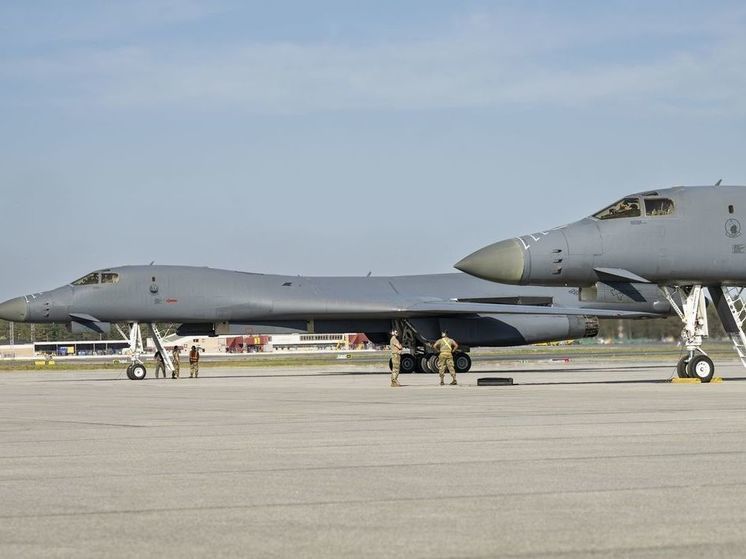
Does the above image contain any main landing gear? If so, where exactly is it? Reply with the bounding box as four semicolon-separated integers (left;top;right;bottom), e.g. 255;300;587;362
387;319;473;375
388;351;471;374
118;322;175;381
664;285;746;383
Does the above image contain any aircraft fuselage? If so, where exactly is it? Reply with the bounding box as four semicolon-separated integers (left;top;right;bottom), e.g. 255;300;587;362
457;185;746;287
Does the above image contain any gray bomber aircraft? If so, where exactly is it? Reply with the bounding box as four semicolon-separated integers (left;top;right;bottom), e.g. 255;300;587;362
456;184;746;382
0;265;670;380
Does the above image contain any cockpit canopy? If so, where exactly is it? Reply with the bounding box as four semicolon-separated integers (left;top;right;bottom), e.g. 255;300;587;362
593;196;675;220
71;270;120;286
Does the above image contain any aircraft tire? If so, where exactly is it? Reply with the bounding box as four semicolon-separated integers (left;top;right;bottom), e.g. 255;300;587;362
676;356;690;378
688;355;715;383
400;354;417;374
130;364;147;381
454;352;472;373
418;356;431;374
126;365;135;380
388;358;393;372
427;355;440;374
412;356;424;373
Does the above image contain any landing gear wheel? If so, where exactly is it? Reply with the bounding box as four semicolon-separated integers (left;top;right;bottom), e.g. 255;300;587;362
388;358;393;372
126;364;135;380
687;355;715;383
454;352;472;373
427;355;440;374
400;354;416;374
418;356;430;374
412;356;424;373
130;363;147;381
676;356;690;378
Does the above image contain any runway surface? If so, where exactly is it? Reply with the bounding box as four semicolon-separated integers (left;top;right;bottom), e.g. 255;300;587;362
3;357;746;558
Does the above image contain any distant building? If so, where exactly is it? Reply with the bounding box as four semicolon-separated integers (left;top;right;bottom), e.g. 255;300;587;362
0;333;372;359
159;333;371;354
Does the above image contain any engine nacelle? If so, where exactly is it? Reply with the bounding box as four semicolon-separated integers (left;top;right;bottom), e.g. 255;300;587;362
423;314;598;347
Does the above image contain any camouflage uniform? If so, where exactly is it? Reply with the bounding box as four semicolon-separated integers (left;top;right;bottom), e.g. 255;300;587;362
433;335;458;385
189;347;200;378
171;347;180;379
154;352;166;379
390;333;403;387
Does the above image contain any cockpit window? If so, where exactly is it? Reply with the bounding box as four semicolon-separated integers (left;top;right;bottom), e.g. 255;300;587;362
101;272;119;284
644;198;675;216
72;272;100;286
593;197;641;220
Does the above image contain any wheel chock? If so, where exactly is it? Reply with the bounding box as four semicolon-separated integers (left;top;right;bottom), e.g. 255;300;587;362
670;377;723;384
477;377;514;386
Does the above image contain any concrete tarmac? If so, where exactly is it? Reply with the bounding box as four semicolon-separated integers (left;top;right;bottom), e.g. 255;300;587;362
3;358;746;558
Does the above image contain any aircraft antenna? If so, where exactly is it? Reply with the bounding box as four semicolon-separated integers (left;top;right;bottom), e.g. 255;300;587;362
715;179;723;186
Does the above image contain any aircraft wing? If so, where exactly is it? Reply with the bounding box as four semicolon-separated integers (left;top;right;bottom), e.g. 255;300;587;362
404;300;661;318
241;296;664;320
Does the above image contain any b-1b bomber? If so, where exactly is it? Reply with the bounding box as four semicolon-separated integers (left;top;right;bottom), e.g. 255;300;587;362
457;184;746;382
0;265;669;380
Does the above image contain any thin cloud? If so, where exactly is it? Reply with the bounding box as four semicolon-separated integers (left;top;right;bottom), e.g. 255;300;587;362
0;0;223;46
1;5;745;116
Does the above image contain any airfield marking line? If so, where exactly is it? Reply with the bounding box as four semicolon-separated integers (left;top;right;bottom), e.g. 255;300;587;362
3;414;746;446
4;480;746;521
30;419;147;428
2;427;746;461
457;540;746;559
4;448;746;483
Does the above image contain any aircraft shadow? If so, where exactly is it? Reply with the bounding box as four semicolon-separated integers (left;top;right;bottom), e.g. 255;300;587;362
34;367;746;385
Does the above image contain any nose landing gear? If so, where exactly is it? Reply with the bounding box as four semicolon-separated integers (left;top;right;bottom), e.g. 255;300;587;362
663;285;715;382
117;322;175;380
664;284;746;383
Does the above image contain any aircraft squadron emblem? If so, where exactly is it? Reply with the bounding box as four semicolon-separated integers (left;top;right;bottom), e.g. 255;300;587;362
725;218;742;238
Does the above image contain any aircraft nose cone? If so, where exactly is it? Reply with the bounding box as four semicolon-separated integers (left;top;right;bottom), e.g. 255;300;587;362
0;297;28;321
455;239;526;284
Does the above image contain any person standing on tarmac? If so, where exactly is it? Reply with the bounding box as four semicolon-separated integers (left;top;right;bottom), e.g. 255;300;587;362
390;329;403;387
189;345;200;378
432;331;458;386
171;345;181;379
154;351;167;379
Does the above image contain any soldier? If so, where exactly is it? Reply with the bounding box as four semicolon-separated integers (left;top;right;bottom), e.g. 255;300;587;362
171;345;181;379
189;345;200;378
389;329;402;387
432;331;458;386
154;351;166;379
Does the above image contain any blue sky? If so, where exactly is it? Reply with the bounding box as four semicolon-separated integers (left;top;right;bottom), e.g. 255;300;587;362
1;1;745;299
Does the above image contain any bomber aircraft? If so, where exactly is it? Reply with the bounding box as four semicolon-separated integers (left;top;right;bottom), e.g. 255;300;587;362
0;265;670;380
456;184;746;382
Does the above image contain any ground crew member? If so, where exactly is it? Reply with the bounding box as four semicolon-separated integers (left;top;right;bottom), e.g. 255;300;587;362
189;345;200;378
432;331;458;386
390;329;402;387
171;346;181;379
154;351;166;379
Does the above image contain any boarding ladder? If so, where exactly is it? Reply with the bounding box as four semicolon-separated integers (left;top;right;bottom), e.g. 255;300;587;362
720;286;746;368
150;323;176;376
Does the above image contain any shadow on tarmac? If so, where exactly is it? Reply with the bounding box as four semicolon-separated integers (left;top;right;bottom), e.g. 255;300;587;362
31;362;746;386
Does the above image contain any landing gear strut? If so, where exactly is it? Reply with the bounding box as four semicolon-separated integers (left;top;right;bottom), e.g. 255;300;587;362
662;285;714;382
117;322;175;381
